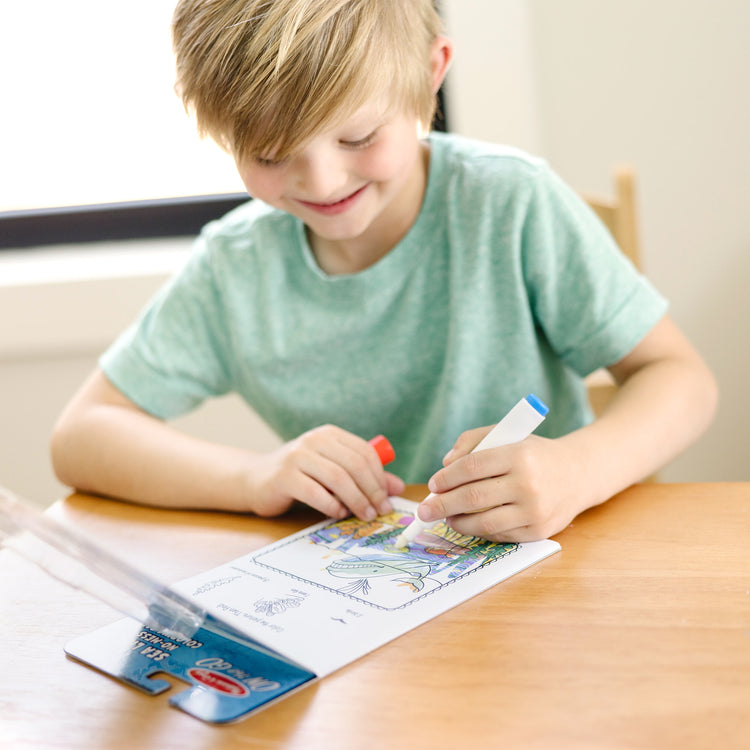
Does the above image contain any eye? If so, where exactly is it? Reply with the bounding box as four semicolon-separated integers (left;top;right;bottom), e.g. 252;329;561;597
255;156;285;167
340;129;379;150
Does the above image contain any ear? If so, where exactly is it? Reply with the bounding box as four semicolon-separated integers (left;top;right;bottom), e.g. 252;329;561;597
429;35;454;93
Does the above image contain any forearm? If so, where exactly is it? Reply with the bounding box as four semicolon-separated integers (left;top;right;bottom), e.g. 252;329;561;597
561;351;718;513
51;403;253;512
51;370;403;520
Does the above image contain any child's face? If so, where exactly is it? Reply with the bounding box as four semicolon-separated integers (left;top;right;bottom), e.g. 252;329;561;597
235;99;426;266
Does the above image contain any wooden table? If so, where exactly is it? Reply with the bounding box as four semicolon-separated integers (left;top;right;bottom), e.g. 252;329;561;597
1;483;748;749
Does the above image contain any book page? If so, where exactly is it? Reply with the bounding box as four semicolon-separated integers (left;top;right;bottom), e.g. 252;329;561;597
174;498;560;676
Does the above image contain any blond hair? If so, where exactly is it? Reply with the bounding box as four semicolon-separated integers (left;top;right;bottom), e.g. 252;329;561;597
172;0;443;160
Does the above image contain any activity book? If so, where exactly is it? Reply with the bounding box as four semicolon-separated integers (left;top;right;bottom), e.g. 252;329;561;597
65;496;560;723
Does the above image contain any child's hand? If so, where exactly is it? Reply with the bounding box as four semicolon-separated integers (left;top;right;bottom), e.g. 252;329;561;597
417;427;586;542
243;425;404;521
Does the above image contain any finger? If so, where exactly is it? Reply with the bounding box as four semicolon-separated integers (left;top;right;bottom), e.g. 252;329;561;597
446;503;529;542
428;438;515;507
284;471;349;519
384;471;405;500
304;458;377;520
432;445;510;494
296;439;393;521
418;474;509;524
316;432;392;515
309;426;389;488
442;426;494;466
294;426;388;516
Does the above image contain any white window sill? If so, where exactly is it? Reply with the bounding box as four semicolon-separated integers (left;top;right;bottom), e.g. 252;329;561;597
0;238;192;359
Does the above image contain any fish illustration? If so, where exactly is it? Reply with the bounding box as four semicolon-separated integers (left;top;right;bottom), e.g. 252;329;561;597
326;555;432;593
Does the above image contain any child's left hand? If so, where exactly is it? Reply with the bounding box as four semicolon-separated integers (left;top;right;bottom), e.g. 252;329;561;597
416;427;589;542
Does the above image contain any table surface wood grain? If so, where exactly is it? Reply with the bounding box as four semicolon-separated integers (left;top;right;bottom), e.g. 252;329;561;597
1;482;749;750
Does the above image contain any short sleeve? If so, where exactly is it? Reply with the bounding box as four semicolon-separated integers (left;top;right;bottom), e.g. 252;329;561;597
99;233;234;419
520;165;668;376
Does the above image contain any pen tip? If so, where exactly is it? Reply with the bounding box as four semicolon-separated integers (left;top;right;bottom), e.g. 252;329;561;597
394;533;408;549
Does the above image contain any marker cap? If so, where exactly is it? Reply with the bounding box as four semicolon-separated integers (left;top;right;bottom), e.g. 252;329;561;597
525;393;549;416
368;435;395;466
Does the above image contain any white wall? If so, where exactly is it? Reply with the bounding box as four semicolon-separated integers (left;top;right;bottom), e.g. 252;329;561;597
442;0;750;481
2;0;748;507
0;243;281;506
441;0;542;153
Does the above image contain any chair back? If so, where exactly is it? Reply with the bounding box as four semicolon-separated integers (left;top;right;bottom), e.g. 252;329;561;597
581;166;645;421
580;166;642;269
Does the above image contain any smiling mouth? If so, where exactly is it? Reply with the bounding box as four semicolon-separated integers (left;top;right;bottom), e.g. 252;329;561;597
295;184;368;215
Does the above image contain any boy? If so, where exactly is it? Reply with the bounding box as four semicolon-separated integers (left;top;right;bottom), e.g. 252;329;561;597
51;0;717;542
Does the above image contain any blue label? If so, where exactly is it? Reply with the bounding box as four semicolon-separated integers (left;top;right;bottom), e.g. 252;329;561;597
65;618;315;724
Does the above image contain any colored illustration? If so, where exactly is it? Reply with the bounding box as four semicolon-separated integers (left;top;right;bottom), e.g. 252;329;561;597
253;509;518;611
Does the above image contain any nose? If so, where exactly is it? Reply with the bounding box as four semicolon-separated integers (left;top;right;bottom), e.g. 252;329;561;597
291;147;348;202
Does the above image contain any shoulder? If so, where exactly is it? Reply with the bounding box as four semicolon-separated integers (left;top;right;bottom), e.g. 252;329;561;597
200;199;295;249
187;198;301;274
426;132;575;224
425;132;578;233
429;132;548;188
163;199;302;297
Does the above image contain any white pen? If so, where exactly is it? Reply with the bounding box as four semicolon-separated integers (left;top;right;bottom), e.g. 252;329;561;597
394;394;549;548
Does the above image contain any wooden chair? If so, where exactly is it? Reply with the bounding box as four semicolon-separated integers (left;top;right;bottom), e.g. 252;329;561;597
580;166;642;417
580;165;642;269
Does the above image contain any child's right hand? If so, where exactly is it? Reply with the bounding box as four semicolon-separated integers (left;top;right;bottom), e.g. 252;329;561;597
243;425;404;521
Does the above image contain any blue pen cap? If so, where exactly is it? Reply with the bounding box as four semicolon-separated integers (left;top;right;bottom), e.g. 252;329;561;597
525;393;549;416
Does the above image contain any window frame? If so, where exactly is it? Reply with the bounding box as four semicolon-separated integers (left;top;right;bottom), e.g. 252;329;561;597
0;194;249;250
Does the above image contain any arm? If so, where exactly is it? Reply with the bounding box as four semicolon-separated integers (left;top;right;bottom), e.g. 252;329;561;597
416;315;718;542
51;369;403;519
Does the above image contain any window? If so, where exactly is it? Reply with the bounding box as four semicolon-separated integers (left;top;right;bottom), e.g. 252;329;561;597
1;1;246;247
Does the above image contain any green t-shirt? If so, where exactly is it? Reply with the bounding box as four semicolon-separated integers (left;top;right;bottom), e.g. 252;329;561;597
100;133;667;482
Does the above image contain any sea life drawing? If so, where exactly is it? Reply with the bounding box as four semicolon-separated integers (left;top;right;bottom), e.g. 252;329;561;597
253;508;519;611
192;574;242;596
253;594;305;617
327;556;433;595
